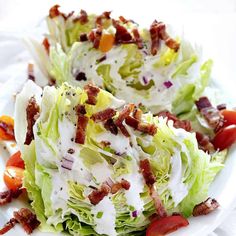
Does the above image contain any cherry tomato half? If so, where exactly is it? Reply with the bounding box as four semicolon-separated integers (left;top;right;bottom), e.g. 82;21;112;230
212;125;236;151
146;215;189;236
3;166;24;191
6;151;25;169
0;115;15;141
221;110;236;127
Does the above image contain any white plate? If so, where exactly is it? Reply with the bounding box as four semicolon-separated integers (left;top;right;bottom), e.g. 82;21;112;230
0;1;236;235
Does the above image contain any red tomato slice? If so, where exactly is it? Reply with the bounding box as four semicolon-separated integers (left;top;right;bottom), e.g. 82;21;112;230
212;125;236;151
146;215;189;236
6;151;25;169
3;166;24;191
221;110;236;127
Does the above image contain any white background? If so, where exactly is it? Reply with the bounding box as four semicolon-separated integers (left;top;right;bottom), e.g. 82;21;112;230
0;0;236;235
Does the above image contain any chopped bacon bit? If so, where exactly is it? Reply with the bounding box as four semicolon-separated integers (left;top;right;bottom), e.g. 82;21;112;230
96;11;111;26
138;122;157;136
91;108;116;122
158;22;180;52
196;132;215;153
125;116;139;129
115;104;135;126
100;141;111;148
49;5;73;20
0;190;12;206
73;9;88;24
24;97;40;145
195;97;224;132
0;218;17;235
113;20;133;44
150;186;168;218
0;116;15;141
118;123;130;137
104;118;118;135
13;208;40;234
27;63;35;82
111;179;130;194
217;103;226;111
132;28;143;49
149;20;160;56
120;179;131;190
42;38;50;54
133;107;143;121
49;4;61;18
75;105;88;144
0;189;23;206
89;28;102;49
140;159;156;186
193;198;220;216
75;72;87;81
79;33;88;42
84;84;100;105
157;110;192;132
88;183;111;205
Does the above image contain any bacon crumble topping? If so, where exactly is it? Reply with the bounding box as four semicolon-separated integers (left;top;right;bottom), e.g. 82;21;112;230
73;9;88;24
75;105;88;144
88;183;111;205
24;97;40;145
104;118;118;135
96;11;111;26
132;28;143;49
27;63;35;82
195;132;215;153
0;208;40;235
111;179;131;194
140;159;156;186
157;110;192;132
42;38;50;54
84;84;100;105
192;198;220;216
113;20;133;44
195;97;224;132
49;5;74;20
91;108;116;122
0;189;23;206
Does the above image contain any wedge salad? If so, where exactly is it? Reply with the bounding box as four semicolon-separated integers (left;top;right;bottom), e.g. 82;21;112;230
0;4;236;236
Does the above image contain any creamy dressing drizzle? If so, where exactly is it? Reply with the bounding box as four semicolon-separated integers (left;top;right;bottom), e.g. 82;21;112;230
91;196;117;236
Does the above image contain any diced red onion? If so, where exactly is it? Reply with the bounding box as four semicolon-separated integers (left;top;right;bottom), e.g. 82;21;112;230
105;177;114;188
132;210;138;217
163;81;173;88
61;156;74;170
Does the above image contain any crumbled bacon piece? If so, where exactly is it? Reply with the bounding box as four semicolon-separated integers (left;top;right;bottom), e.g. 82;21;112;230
90;28;102;49
133;107;143;121
111;179;131;194
196;132;215;153
193;198;220;216
49;4;61;18
125;116;157;135
0;189;23;206
91;108;116;122
119;16;129;24
49;5;73;20
118;123;130;137
113;20;133;44
75;105;88;144
150;186;167;218
13;208;40;234
88;183;111;205
149;20;160;56
27;63;35;82
96;11;111;26
132;29;143;49
104;118;118;135
24;97;40;145
195;97;224;132
96;55;107;64
157;110;191;132
158;22;180;52
73;9;88;24
115;104;135;126
140;159;156;186
0;218;17;235
42;38;50;54
84;84;100;105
